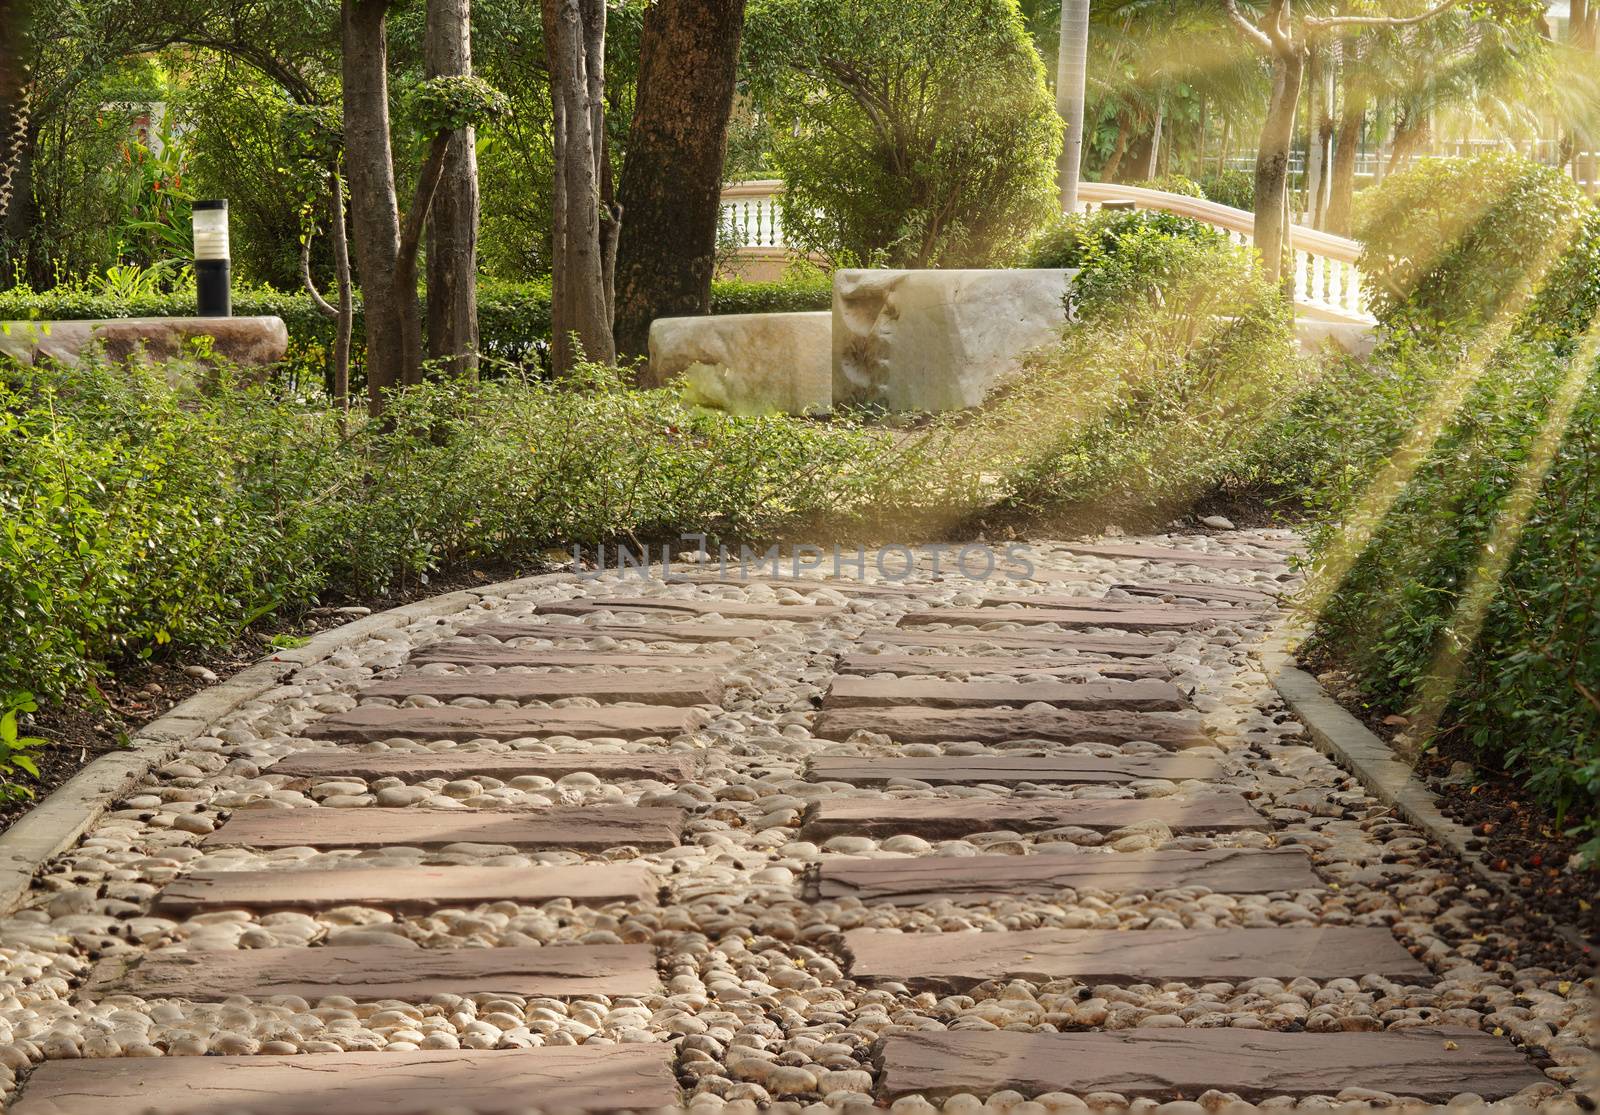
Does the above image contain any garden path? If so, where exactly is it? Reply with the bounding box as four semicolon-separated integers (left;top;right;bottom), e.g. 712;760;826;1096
0;533;1586;1113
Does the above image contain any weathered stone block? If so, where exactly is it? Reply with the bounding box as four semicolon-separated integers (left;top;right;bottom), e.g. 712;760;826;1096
647;310;831;415
0;316;289;370
832;268;1075;412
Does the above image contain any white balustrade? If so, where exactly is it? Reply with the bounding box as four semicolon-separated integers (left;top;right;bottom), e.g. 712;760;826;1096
717;177;1374;322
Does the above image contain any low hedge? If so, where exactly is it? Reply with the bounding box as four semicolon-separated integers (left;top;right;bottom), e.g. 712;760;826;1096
0;275;833;390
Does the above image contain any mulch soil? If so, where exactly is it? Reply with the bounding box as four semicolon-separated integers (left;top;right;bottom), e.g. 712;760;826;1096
0;559;541;835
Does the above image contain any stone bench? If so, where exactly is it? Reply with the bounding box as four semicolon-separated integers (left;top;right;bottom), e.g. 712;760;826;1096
0;316;289;370
646;310;831;415
646;268;1075;416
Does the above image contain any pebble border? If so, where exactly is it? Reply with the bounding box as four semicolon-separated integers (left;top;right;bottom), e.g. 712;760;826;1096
0;576;577;917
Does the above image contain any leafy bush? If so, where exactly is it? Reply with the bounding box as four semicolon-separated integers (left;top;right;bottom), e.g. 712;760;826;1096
913;219;1301;528
1142;173;1205;198
1292;163;1600;855
1020;208;1226;271
1198;169;1255;212
0;357;891;702
745;0;1061;268
1356;152;1588;331
0;275;832;394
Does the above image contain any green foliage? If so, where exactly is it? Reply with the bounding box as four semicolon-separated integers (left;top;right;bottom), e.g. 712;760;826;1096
1296;340;1600;854
1356;152;1587;331
407;76;511;136
1198;169;1255;211
745;0;1061;268
1142;173;1205;198
1295;163;1600;855
900;226;1301;529
0;692;46;802
0;356;894;704
1020;208;1225;271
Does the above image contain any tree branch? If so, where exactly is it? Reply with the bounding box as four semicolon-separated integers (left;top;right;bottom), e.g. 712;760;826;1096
1224;0;1275;53
399;132;453;273
300;219;338;320
1307;0;1460;30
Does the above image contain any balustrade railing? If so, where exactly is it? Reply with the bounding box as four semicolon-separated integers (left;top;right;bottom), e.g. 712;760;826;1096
717;177;1373;323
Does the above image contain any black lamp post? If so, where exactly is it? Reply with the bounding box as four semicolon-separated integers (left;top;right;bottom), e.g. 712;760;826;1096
192;199;231;317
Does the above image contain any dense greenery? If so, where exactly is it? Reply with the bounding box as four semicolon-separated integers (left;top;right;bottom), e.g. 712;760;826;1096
1299;155;1600;857
0;358;894;702
745;0;1061;268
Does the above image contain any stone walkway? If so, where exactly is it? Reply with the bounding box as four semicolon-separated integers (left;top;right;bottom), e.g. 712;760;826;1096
0;533;1591;1114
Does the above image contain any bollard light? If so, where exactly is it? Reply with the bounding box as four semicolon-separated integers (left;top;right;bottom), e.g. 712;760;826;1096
192;199;232;318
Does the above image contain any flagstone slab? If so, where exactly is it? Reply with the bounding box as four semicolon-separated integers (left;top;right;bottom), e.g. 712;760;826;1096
837;653;1172;680
537;596;840;621
313;705;700;742
812;707;1208;749
407;645;732;669
902;606;1231;633
267;751;698;784
872;628;1173;657
665;573;925;596
809;848;1319;903
153;863;659;915
10;1045;680;1115
980;596;1258;621
359;670;724;705
845;926;1428;989
806;754;1223;787
84;943;657;1001
204;806;684;851
875;1028;1543;1102
1057;541;1282;570
822;676;1188;712
460;619;768;644
1114;581;1278;605
803;793;1264;839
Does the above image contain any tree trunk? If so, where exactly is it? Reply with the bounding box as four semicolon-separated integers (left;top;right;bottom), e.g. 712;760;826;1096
1253;47;1304;287
331;171;355;411
541;0;616;372
1144;98;1164;179
1303;46;1324;226
1326;90;1365;237
1054;0;1090;210
0;0;31;252
342;0;415;412
612;0;746;362
1102;113;1132;182
425;0;481;378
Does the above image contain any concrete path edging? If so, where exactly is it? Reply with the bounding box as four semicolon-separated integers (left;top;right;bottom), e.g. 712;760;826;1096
0;585;519;917
1260;643;1593;958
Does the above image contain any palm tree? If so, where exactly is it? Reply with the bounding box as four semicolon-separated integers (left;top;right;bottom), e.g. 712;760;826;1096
1057;0;1091;209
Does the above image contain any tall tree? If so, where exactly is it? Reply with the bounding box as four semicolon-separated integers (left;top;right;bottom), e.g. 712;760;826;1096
426;0;480;377
1055;0;1090;209
612;0;746;361
0;0;31;250
540;0;617;372
1224;0;1468;285
342;0;419;408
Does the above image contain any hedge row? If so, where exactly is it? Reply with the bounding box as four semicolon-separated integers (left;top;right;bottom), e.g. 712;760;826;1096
0;275;834;388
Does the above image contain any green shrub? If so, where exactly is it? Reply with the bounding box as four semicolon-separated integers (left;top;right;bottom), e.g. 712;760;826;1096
1198;169;1255;212
1142;173;1205;199
917;220;1302;528
1356;153;1588;331
1020;208;1226;271
746;0;1061;267
0;356;891;702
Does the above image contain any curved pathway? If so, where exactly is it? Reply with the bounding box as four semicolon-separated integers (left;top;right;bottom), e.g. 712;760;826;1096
0;532;1590;1114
